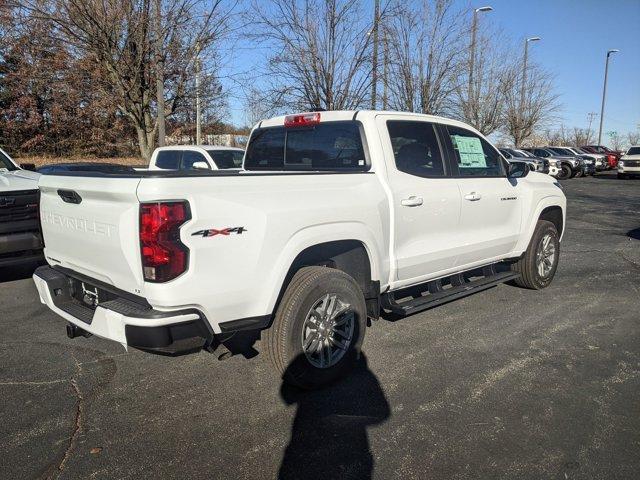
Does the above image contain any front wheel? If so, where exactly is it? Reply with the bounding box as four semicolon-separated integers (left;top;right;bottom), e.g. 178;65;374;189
511;220;560;290
618;173;627;179
557;164;572;180
264;266;367;389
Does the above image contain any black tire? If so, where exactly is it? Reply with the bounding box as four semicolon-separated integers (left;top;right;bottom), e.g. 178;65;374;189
572;168;581;178
264;266;367;389
558;163;572;180
618;173;627;179
511;220;560;290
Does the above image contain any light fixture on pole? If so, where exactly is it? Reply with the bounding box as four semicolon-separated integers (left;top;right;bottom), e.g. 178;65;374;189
597;49;620;145
468;6;493;117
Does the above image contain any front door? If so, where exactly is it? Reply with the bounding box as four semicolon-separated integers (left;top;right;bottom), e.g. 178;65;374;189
441;125;523;268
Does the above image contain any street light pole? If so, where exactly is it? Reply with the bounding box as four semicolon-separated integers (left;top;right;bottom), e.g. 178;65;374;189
597;49;619;145
520;36;540;118
468;6;492;117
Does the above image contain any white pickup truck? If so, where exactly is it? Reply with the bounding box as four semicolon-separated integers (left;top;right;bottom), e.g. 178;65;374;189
1;148;43;267
148;145;244;170
33;111;566;388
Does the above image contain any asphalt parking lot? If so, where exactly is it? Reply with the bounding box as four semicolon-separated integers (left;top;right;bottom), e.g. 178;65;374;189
1;172;639;480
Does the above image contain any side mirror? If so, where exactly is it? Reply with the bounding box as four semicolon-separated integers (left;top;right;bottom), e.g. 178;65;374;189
507;161;530;178
192;161;211;170
20;163;37;171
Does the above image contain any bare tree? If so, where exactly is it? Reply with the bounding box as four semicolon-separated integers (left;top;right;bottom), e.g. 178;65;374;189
609;132;624;151
627;130;640;146
384;0;464;115
251;0;374;112
502;62;559;147
456;24;515;136
17;0;234;159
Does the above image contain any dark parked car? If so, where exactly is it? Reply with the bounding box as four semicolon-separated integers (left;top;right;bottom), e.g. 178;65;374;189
522;148;580;180
498;148;549;174
545;147;595;177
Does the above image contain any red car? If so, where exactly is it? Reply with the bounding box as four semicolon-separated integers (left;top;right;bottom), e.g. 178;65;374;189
581;145;621;169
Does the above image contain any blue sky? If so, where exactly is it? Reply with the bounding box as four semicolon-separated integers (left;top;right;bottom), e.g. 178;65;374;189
224;0;640;139
483;0;640;139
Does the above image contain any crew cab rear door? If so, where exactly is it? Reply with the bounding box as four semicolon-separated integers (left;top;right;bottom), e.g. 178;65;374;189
377;115;462;285
439;124;522;267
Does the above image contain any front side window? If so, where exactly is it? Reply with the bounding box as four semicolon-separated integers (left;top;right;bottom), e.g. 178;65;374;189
244;121;366;171
0;150;17;171
387;121;446;177
447;126;504;177
534;149;550;158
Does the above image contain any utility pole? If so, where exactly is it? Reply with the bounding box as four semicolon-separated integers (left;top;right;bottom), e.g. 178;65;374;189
371;0;380;110
154;0;165;147
587;112;598;143
597;49;619;145
195;41;202;145
468;6;492;119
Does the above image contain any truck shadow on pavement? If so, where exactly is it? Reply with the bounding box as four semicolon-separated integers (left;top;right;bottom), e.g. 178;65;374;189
0;260;43;284
278;354;390;480
627;228;640;241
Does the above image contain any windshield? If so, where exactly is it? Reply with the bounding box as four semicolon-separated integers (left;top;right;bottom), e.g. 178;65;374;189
205;150;245;169
244;121;367;171
627;147;640;155
550;148;573;156
0;150;17;171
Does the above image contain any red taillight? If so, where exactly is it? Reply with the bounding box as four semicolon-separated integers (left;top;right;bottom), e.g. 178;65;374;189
139;201;190;282
284;112;321;128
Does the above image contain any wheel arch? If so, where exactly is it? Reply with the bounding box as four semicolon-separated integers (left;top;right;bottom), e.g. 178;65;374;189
270;238;381;322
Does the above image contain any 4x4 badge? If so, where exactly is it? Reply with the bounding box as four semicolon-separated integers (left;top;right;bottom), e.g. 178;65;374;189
192;227;247;237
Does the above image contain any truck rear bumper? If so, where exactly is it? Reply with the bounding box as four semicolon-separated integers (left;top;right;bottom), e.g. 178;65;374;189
33;266;213;355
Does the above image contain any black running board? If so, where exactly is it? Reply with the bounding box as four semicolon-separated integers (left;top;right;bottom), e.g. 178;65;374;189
382;270;520;317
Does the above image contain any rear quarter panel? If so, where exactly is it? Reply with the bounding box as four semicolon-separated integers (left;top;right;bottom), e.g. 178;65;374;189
137;173;390;331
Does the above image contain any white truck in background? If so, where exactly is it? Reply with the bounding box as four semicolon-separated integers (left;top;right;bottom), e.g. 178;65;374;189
148;145;244;171
0;148;43;268
33;110;566;388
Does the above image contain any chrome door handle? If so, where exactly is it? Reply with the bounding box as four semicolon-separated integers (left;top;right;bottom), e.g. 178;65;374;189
464;192;482;201
401;196;423;207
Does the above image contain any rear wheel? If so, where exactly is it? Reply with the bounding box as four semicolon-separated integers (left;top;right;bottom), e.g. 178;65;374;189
264;266;367;389
511;220;560;290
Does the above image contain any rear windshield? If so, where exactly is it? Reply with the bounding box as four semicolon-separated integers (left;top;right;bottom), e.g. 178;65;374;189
244;121;367;171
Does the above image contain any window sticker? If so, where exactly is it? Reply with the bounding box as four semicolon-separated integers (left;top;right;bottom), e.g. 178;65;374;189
451;135;486;168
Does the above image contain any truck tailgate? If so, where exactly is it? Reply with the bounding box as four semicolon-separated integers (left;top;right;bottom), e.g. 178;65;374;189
39;175;144;294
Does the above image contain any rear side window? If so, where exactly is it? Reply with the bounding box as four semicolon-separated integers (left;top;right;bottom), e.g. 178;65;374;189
155;151;181;169
386;121;446;177
447;126;504;177
207;150;244;169
244;121;367;171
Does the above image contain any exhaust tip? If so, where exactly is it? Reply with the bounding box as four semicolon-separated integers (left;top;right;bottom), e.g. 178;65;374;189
66;323;92;339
